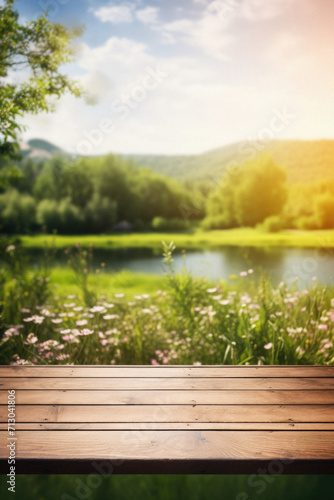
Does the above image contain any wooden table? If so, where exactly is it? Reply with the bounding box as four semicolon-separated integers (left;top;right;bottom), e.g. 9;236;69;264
0;365;333;474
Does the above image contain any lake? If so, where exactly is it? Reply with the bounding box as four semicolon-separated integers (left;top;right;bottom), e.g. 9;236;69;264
31;245;334;287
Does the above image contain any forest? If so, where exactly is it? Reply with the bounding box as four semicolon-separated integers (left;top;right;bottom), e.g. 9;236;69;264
1;150;334;234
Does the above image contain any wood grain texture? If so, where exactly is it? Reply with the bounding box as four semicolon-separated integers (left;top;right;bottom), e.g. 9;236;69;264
1;389;334;405
1;422;334;431
1;404;333;423
2;377;334;390
1;431;334;460
1;365;333;378
0;365;333;474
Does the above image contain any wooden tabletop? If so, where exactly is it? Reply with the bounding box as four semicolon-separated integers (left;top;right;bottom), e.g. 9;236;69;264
0;365;333;474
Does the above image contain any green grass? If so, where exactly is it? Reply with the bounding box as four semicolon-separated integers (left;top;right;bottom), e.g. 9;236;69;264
6;474;334;500
20;228;334;251
49;267;165;299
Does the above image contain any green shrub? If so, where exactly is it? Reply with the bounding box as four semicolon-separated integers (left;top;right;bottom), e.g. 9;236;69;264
0;189;36;233
151;216;190;232
257;215;285;233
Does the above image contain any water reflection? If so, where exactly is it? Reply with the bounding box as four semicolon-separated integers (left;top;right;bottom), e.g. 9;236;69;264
28;245;334;287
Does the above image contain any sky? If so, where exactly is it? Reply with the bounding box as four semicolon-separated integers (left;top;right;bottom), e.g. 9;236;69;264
14;0;334;155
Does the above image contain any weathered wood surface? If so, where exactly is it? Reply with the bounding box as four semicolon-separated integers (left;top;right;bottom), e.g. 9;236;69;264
0;365;333;474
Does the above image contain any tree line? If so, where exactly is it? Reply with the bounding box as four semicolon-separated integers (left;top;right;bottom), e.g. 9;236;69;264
1;152;334;234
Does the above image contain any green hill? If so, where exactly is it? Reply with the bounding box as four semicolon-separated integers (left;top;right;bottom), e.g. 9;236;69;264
21;138;334;185
20;139;63;160
124;139;334;185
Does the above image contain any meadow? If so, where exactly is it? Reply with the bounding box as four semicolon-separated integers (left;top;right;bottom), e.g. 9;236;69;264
1;240;333;366
20;227;334;251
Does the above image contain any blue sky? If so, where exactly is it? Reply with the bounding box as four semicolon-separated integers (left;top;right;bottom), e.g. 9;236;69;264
15;0;334;155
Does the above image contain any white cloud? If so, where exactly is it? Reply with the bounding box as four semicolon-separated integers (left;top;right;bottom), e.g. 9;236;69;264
94;4;133;24
164;9;234;60
136;7;159;24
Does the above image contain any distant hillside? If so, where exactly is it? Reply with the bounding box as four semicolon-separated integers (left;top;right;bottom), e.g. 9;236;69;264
20;139;64;160
21;138;334;185
125;139;334;185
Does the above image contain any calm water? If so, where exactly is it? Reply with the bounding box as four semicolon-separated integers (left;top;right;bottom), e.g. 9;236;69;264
33;246;334;287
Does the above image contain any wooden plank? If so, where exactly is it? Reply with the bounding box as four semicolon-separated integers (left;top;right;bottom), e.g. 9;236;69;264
1;365;333;378
1;377;333;390
1;430;334;460
1;404;333;423
1;422;334;431
1;390;334;405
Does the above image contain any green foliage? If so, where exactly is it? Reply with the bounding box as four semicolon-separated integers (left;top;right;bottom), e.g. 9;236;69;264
257;215;285;233
0;0;82;158
0;237;52;340
37;198;84;234
152;217;190;232
283;179;334;230
0;153;194;233
205;155;287;228
11;475;334;500
65;243;96;307
315;192;334;229
0;188;36;232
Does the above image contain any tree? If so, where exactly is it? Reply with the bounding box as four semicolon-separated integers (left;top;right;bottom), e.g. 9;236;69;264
204;155;288;228
315;192;334;229
0;0;82;158
236;155;287;226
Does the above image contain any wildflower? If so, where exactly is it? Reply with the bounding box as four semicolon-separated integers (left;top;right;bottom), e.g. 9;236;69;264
248;269;254;274
318;324;328;331
64;303;76;308
40;308;51;316
21;308;30;313
219;300;230;306
24;315;44;324
51;318;63;324
103;314;120;320
141;308;152;314
312;276;317;281
264;343;273;350
240;271;248;277
6;245;16;252
24;333;38;345
3;328;20;339
151;359;159;365
90;306;106;313
207;288;217;293
79;329;94;336
76;319;88;326
115;293;124;298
